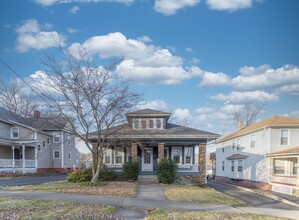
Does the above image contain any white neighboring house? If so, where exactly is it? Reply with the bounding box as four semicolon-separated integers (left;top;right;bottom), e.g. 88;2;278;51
216;116;299;196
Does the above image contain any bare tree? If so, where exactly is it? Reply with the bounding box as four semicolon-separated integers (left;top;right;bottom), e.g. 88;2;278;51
36;48;140;183
234;102;264;128
0;79;39;117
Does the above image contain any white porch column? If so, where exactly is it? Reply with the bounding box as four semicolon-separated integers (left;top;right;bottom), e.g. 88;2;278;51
22;144;25;174
12;145;15;171
35;145;38;169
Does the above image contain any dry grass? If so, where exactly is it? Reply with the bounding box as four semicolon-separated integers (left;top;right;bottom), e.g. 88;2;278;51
163;185;248;206
0;196;116;220
146;209;286;220
1;181;137;197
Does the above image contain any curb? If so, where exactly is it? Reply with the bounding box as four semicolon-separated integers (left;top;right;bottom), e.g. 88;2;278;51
215;181;299;209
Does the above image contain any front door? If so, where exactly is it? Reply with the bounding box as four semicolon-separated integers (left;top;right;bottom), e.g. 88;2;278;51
142;148;153;171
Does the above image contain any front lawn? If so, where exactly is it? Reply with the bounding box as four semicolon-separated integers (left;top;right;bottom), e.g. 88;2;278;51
0;196;116;220
146;209;286;220
0;181;137;197
163;185;248;206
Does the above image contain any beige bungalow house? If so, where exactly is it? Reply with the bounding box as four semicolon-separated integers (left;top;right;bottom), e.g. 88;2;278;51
89;109;220;184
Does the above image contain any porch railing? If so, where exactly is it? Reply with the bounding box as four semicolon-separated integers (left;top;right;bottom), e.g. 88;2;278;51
0;159;36;168
178;164;198;172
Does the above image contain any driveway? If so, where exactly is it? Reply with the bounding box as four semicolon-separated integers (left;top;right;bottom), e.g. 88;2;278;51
0;173;67;187
207;181;299;210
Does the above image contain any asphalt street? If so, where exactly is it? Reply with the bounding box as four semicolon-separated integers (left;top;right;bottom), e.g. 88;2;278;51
207;181;299;210
0;173;67;186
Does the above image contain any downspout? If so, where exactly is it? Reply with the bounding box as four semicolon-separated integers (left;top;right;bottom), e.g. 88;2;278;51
61;131;64;169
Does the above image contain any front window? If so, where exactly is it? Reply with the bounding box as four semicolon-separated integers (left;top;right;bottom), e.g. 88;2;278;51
53;131;60;143
280;130;289;145
115;147;123;164
164;147;169;159
184;147;192;164
11;127;19;138
47;137;50;144
274;158;298;175
104;149;111;164
238;160;243;172
251;135;255;148
237;139;240;151
231;160;235;172
53;150;60;159
172;147;182;164
232;140;236;151
42;140;46;148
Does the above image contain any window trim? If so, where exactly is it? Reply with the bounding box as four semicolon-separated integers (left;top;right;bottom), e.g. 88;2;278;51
280;129;290;146
53;150;60;159
237;160;243;172
11;127;20;139
53;131;61;143
231;160;235;172
171;147;182;164
104;148;112;164
184;147;193;165
114;147;124;165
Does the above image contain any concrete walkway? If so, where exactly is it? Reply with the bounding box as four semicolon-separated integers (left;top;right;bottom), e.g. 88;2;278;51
137;183;167;201
1;189;299;219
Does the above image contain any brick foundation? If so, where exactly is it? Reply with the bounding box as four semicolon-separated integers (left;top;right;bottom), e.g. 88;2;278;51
37;168;76;173
215;176;272;190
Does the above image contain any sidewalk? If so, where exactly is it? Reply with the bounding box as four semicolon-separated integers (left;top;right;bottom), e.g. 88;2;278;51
1;189;299;219
215;181;299;208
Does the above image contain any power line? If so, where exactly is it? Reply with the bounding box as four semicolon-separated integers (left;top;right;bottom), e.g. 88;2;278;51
0;57;53;107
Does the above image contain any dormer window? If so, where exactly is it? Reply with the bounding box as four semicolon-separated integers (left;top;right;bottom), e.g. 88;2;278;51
11;127;19;139
156;119;162;129
149;119;154;129
141;119;146;129
53;131;61;143
133;118;140;129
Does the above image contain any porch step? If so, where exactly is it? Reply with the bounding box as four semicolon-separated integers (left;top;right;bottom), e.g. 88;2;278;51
138;175;159;184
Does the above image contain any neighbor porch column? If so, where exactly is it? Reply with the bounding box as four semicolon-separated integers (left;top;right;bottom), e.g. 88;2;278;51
158;143;165;163
198;143;206;186
131;143;138;161
12;145;15;170
22;144;26;174
35;145;38;169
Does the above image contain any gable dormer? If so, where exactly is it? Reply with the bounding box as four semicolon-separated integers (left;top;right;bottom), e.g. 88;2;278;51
126;109;171;130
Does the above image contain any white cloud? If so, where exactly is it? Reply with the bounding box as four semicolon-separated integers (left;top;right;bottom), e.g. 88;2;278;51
188;57;200;65
69;5;80;14
138;100;168;111
196;107;215;114
67;28;79;33
288;110;299;118
15;19;65;52
210;90;279;104
137;36;152;43
154;0;200;15
232;65;299;94
69;32;201;85
172;108;192;125
185;47;194;53
33;0;134;6
198;71;230;87
206;0;252;11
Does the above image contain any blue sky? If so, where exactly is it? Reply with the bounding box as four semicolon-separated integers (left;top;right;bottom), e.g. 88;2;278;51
1;0;299;137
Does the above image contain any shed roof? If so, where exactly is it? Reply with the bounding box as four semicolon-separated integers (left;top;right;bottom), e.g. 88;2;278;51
226;153;249;160
266;146;299;157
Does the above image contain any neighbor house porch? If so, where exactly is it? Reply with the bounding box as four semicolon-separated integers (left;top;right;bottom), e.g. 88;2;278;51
0;144;37;173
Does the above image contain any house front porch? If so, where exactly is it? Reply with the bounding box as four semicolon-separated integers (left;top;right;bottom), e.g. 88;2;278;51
0;144;37;173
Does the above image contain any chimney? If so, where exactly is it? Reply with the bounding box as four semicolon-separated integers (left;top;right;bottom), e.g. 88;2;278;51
238;120;243;130
33;110;41;119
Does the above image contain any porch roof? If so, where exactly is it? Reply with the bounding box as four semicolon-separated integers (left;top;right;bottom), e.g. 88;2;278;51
226;153;248;160
266;146;299;157
89;122;220;141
